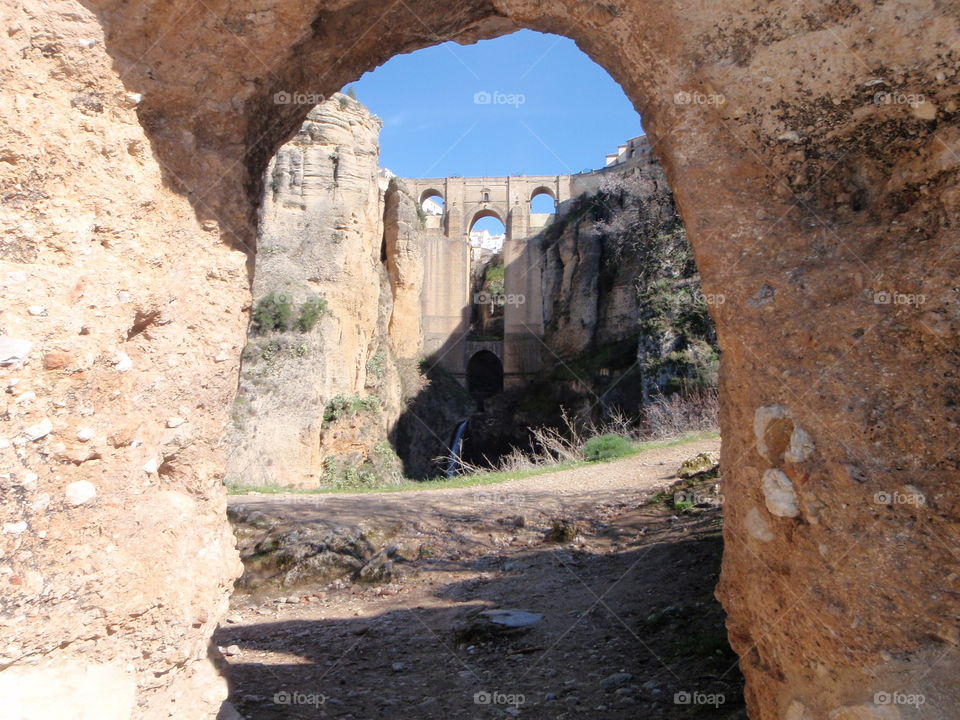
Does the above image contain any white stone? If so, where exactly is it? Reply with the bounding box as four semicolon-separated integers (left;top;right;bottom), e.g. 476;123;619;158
2;521;27;535
65;481;97;506
784;426;814;463
142;457;159;474
24;419;53;441
165;417;185;428
0;337;32;365
762;468;800;518
115;353;133;372
21;472;38;491
15;391;36;404
745;507;774;541
26;306;46;316
76;428;95;442
754;405;788;461
0;438;9;450
30;493;50;512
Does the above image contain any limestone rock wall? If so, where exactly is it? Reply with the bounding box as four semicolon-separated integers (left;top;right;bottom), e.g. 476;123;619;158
0;1;248;716
226;96;418;489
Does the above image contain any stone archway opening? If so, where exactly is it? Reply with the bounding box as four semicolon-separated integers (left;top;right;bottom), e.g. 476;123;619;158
13;2;958;719
467;349;504;399
530;187;557;215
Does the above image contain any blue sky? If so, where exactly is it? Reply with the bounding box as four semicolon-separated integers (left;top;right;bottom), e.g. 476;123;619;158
347;30;643;181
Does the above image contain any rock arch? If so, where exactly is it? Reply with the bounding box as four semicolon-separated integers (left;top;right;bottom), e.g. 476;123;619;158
5;2;958;719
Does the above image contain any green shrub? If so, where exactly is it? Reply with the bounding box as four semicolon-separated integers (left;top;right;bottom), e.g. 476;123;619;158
582;434;634;462
323;394;381;425
297;295;328;332
366;351;386;380
252;292;294;333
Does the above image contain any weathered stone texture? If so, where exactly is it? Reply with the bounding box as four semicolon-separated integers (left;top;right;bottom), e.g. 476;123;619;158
3;0;958;717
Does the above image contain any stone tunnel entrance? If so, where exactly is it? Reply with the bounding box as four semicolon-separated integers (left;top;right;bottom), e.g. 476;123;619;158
466;349;504;401
7;2;957;719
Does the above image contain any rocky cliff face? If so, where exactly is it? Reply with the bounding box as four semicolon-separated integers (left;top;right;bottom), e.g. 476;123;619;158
226;95;423;490
520;158;718;423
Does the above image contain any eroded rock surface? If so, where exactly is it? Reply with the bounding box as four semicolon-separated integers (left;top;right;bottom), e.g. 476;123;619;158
3;0;958;718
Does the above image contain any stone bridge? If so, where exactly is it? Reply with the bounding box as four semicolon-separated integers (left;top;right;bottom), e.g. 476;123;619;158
406;174;576;392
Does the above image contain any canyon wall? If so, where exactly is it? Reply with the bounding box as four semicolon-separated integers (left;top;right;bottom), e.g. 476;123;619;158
226;95;422;490
0;2;248;716
532;157;718;418
3;0;958;718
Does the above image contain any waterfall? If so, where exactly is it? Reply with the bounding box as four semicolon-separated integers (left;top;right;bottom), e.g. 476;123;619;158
445;419;469;477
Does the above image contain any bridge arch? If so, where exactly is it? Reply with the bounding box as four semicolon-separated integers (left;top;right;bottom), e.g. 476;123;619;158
419;188;445;211
469;207;505;230
530;186;557;214
466;349;504;398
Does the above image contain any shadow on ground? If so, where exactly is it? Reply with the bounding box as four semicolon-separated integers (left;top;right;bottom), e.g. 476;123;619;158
216;500;745;719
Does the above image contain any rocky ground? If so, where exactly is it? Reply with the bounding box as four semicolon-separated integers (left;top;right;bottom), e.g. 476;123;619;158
216;437;745;719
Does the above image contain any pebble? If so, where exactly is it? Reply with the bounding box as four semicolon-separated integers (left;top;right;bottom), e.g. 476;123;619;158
15;391;35;404
391;662;404;672
165;417;185;428
115;353;133;372
600;672;633;689
0;337;31;365
2;521;27;535
26;306;45;316
65;480;97;506
24;419;52;441
224;615;242;624
222;645;241;656
77;428;95;442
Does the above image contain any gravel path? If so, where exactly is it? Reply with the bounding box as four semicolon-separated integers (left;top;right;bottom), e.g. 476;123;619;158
227;435;720;528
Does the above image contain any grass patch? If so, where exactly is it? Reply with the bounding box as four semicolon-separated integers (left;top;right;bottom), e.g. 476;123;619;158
582;433;634;462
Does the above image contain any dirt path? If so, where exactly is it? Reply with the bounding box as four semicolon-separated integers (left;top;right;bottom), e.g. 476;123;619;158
217;436;746;719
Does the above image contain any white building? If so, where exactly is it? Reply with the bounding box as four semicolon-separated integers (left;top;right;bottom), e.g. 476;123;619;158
422;197;444;216
469;229;505;252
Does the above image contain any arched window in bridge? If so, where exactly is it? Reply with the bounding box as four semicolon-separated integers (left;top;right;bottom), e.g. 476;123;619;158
469;212;506;254
419;189;445;229
530;187;557;214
